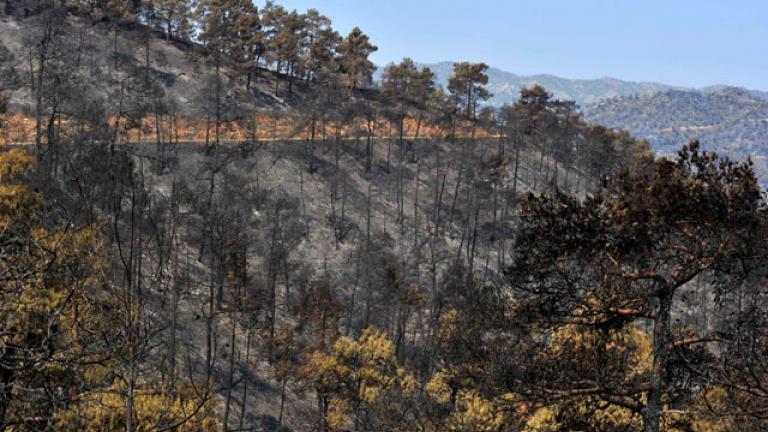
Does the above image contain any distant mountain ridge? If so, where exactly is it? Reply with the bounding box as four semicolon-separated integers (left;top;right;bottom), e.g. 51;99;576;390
413;61;680;107
375;61;768;108
701;85;768;102
583;86;768;182
374;61;768;182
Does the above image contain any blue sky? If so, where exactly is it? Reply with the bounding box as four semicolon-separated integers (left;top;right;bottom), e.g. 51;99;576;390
269;0;768;90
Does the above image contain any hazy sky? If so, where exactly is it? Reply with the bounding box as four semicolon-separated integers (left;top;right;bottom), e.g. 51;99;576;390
270;0;768;90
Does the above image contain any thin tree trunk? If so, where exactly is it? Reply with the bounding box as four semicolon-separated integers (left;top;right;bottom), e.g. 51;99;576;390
447;159;464;234
222;309;238;431
34;21;51;163
238;331;251;431
644;288;673;432
413;163;420;249
279;380;287;426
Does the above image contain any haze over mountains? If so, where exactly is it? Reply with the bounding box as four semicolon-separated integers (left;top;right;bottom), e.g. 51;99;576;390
383;61;768;179
382;60;768;108
585;87;768;156
379;61;677;107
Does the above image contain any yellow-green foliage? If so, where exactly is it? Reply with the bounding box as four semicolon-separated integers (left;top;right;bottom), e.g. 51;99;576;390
53;385;218;431
0;149;119;427
0;149;38;231
426;369;510;432
325;398;351;430
523;324;652;431
1;148;105;347
547;322;653;379
524;399;643;432
449;390;506;432
522;322;759;431
0;149;216;431
426;371;452;404
438;308;462;340
524;405;561;432
670;386;747;432
687;387;736;431
301;326;418;429
0;148;34;180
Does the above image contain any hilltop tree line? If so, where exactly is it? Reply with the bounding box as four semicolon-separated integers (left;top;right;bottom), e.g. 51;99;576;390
54;0;380;90
2;1;768;432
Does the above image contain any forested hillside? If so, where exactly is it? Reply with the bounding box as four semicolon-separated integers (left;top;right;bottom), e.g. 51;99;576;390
585;87;768;181
403;62;768;109
390;61;678;107
2;1;768;432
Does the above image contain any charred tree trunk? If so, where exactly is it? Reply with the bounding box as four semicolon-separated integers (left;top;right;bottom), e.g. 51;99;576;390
644;288;673;432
